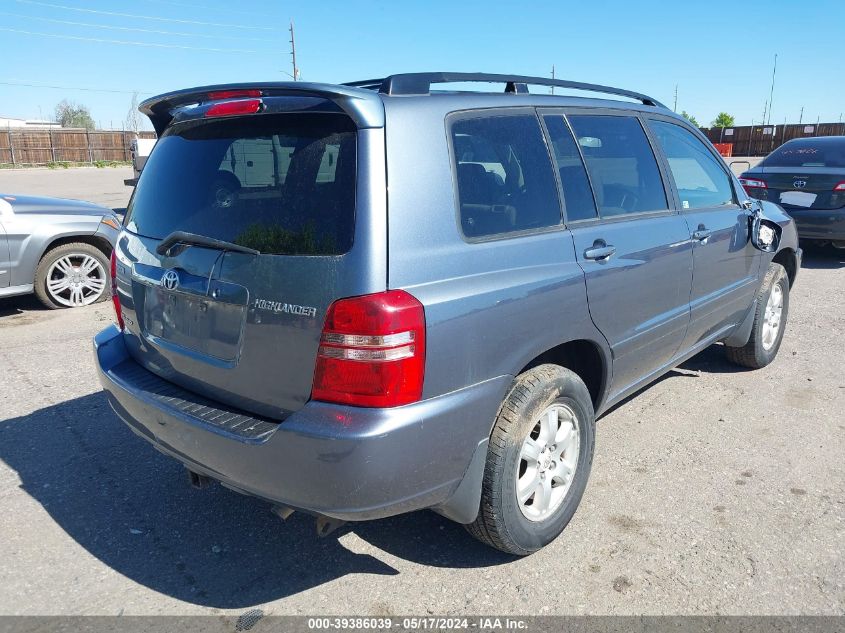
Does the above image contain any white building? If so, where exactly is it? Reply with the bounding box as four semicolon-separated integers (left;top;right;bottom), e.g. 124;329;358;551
0;116;62;129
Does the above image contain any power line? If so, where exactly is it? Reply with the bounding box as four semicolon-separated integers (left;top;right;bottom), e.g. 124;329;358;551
13;0;276;31
0;11;278;42
0;27;262;53
134;0;277;19
0;79;154;94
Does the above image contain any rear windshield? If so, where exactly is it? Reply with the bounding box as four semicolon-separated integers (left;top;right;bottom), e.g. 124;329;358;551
125;113;356;255
762;139;845;168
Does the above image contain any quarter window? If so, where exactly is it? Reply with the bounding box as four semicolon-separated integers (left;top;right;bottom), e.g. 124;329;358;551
567;115;668;217
542;115;597;222
649;120;736;209
451;114;561;238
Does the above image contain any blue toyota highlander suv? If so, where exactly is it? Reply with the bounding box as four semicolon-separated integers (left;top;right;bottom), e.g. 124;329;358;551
95;73;801;555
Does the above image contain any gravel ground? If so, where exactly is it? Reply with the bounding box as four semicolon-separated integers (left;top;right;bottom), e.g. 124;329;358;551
0;168;842;617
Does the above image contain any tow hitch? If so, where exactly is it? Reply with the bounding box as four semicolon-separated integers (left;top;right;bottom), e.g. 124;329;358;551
187;470;211;489
316;515;347;537
271;505;346;537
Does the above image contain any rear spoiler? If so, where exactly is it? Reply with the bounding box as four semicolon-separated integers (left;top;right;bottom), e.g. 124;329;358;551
139;82;385;135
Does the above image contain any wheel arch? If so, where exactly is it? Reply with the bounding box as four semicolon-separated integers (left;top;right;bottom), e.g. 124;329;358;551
37;233;113;268
517;338;610;412
772;247;798;287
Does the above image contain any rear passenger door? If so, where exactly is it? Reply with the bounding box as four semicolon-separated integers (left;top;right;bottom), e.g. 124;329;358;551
541;110;693;400
646;117;760;350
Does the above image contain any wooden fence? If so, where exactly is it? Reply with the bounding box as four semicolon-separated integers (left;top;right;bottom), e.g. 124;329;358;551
0;129;157;165
700;122;845;157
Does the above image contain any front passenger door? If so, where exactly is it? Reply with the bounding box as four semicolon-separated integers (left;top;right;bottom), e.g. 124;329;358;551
647;118;760;351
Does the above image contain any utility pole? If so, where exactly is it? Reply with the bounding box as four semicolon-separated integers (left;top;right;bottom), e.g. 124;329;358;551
289;20;299;81
766;53;777;125
673;84;677;112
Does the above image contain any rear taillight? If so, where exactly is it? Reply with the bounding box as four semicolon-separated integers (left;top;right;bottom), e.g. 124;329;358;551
739;177;768;192
205;98;262;118
312;290;426;408
110;250;124;331
833;181;845;191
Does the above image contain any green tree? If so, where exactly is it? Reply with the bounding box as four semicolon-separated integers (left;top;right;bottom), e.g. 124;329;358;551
681;111;700;127
711;112;735;129
54;100;96;130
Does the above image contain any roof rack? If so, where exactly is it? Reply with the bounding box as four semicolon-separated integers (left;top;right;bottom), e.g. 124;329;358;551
344;72;666;108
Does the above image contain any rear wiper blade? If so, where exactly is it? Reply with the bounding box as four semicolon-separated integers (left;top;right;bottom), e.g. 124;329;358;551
156;231;260;257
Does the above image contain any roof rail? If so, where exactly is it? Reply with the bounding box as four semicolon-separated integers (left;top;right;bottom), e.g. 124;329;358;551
344;72;666;108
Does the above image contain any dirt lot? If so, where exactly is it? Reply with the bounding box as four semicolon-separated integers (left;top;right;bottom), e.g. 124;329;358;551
0;168;843;617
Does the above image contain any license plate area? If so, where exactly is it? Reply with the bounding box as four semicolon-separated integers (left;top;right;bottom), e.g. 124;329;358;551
779;191;818;208
132;259;249;364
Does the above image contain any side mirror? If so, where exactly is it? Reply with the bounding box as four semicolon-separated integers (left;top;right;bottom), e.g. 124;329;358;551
749;207;781;252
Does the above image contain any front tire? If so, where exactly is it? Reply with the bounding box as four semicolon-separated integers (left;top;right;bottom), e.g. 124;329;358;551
725;262;789;369
466;364;595;556
34;242;110;310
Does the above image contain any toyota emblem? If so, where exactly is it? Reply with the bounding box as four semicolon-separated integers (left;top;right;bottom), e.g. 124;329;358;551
793;180;807;189
161;269;179;290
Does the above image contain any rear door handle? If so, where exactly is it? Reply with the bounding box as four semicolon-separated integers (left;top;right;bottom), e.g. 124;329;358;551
583;240;616;260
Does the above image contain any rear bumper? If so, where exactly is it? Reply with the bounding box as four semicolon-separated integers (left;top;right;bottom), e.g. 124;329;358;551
787;208;845;241
94;325;507;521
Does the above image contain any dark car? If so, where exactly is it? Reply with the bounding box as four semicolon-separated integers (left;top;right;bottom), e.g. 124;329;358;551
739;136;845;248
95;73;801;555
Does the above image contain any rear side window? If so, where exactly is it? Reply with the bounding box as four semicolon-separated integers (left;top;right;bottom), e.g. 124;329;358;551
542;115;598;221
649;120;736;209
125;113;356;255
567;115;667;217
451;113;561;238
762;139;845;168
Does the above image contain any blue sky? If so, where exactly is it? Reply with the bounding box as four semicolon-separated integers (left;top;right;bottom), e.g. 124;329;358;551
1;0;843;131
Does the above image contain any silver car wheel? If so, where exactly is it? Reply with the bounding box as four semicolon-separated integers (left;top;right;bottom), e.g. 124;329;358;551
761;282;783;351
46;254;107;307
516;403;580;522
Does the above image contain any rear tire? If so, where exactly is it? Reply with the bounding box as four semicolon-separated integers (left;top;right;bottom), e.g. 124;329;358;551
725;262;789;369
466;364;595;556
34;242;110;310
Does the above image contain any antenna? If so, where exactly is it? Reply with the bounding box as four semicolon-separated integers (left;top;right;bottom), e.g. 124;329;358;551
550;65;555;95
766;53;777;125
673;84;677;112
289;20;299;81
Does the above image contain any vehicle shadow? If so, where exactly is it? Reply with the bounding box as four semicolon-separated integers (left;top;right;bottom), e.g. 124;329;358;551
0;294;45;318
799;242;845;269
0;392;513;609
599;343;746;418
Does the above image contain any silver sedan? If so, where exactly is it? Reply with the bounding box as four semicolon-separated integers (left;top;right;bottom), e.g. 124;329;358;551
0;194;120;309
